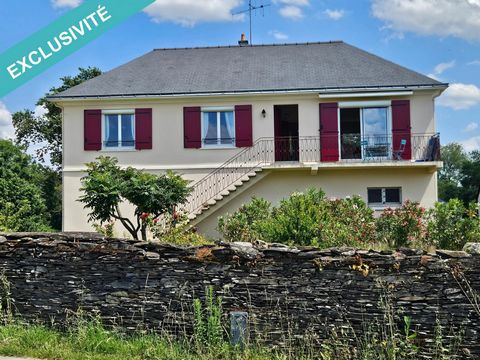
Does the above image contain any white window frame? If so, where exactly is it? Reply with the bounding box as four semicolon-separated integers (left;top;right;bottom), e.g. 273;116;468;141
201;107;236;149
367;187;402;208
102;110;135;151
337;101;392;161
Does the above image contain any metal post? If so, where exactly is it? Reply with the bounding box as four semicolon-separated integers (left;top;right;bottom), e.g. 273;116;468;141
230;311;248;349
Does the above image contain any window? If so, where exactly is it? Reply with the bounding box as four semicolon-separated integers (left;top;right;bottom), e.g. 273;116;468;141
201;109;235;148
339;101;391;160
103;111;135;149
368;187;401;206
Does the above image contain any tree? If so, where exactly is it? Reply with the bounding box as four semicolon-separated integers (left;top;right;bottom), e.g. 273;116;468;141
12;67;102;169
0;140;53;232
79;156;192;240
438;143;480;204
460;150;480;205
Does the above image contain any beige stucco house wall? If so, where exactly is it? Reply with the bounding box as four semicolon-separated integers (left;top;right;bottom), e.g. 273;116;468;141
60;90;442;238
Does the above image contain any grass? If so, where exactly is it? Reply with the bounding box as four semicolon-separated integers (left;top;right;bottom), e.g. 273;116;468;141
0;320;295;360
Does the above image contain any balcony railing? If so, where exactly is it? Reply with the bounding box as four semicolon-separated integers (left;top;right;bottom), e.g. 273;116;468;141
185;133;440;216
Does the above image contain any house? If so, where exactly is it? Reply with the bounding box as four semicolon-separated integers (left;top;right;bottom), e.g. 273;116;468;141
50;40;447;238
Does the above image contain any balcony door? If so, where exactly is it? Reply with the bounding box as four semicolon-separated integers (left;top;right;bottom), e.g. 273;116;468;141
274;105;299;161
340;106;390;160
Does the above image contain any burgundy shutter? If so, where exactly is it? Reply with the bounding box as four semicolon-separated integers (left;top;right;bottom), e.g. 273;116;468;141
391;100;412;160
319;103;339;162
135;108;152;150
235;105;253;147
84;109;102;151
183;107;201;148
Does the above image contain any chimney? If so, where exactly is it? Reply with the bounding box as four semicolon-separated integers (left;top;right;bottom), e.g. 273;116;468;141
238;33;249;46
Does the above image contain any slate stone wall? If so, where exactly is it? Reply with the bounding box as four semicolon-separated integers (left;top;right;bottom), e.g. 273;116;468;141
0;232;478;357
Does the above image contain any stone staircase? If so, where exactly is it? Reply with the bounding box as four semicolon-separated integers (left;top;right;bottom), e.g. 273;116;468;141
185;138;275;222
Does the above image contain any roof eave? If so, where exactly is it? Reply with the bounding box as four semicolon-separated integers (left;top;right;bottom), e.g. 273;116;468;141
48;84;449;102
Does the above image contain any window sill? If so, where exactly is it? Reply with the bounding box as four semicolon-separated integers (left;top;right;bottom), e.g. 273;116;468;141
370;204;401;211
201;146;237;150
100;148;137;152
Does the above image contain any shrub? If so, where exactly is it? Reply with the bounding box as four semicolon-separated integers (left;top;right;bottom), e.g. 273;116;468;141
262;188;326;246
427;199;480;250
148;212;211;246
217;197;272;242
317;196;376;247
219;189;376;248
376;201;427;248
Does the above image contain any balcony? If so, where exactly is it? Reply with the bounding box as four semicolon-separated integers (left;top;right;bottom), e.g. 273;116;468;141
262;133;440;165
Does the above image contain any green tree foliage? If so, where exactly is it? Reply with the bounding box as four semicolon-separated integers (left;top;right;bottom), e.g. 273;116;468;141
79;156;192;240
427;199;480;250
0;140;53;232
12;67;102;169
439;143;480;204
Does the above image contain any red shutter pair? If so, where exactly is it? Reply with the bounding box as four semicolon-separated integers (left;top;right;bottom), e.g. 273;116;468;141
84;109;152;151
184;105;253;148
319;100;411;162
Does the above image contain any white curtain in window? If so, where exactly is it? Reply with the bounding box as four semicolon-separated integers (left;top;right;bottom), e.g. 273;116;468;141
203;112;217;145
220;111;234;145
105;115;118;147
121;114;134;146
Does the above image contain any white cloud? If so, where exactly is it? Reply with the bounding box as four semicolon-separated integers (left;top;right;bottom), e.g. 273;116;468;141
438;83;480;110
269;30;288;40
433;60;455;75
323;9;345;20
468;60;480;65
372;0;480;41
279;5;304;20
144;0;243;26
274;0;309;20
464;122;479;132
34;105;48;118
461;136;480;151
427;60;455;80
274;0;309;5
0;102;14;140
51;0;82;9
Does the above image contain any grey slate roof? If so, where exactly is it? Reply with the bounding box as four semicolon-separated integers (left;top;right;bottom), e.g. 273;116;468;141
51;41;445;99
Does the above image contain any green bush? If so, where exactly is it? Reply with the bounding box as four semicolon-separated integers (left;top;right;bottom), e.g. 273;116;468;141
375;201;428;248
262;188;326;246
218;189;376;248
317;196;376;247
427;199;480;250
217;197;272;242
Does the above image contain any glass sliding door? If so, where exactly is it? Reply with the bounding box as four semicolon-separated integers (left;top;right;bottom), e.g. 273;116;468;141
361;107;390;159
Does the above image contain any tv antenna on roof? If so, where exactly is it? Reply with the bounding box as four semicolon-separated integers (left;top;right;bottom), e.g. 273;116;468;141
233;1;270;45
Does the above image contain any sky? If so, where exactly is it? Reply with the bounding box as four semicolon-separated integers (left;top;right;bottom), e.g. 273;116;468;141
1;0;480;151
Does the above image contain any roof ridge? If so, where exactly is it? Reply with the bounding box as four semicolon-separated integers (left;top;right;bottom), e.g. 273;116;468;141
153;40;344;51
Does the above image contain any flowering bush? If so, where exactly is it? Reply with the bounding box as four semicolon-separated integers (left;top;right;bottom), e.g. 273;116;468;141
427;199;480;250
318;196;376;247
375;200;428;248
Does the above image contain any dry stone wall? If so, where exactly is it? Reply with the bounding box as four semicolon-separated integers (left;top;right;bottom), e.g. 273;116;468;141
0;232;478;357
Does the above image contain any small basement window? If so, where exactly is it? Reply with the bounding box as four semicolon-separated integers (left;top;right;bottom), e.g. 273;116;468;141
368;187;401;206
201;108;235;148
103;110;135;149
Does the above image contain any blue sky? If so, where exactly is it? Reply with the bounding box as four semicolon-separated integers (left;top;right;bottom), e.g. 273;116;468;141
1;0;480;151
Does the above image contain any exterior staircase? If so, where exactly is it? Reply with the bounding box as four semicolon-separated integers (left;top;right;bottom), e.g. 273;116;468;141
185;138;275;222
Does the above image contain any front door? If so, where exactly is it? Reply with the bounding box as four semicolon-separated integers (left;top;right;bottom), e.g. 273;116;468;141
274;105;299;161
